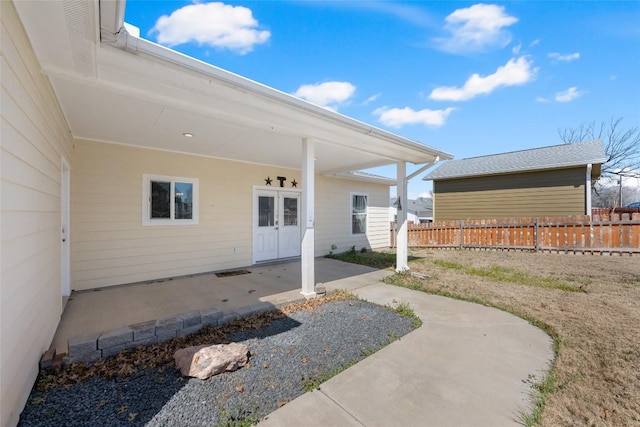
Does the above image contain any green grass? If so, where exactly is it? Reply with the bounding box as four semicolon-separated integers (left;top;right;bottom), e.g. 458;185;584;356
389;301;423;329
216;408;257;427
520;373;559;427
327;247;398;269
302;361;358;392
432;260;583;292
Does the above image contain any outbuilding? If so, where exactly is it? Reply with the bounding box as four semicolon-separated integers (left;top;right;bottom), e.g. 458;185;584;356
423;140;606;221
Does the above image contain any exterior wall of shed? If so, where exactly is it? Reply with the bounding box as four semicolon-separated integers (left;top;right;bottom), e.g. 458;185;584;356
0;2;74;425
71;140;389;291
433;167;588;220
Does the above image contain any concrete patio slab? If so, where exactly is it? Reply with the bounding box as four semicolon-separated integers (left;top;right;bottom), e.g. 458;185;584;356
50;258;386;355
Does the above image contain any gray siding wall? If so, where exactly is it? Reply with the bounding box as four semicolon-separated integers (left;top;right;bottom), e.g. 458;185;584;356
433;167;587;220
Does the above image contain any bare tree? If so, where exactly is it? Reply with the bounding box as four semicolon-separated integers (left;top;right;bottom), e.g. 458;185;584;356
559;117;640;180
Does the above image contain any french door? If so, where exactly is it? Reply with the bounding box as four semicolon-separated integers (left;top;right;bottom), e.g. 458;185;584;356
253;189;301;262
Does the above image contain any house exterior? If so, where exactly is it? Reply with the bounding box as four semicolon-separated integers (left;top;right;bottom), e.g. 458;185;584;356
423;140;606;221
389;197;434;223
0;1;452;424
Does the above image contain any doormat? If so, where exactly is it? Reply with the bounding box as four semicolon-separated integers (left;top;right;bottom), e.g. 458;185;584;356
215;269;251;278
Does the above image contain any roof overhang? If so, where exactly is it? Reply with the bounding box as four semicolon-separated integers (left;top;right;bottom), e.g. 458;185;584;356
13;0;452;176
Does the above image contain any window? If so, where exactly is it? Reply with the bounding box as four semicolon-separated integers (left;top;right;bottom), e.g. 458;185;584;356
143;174;198;225
351;193;368;235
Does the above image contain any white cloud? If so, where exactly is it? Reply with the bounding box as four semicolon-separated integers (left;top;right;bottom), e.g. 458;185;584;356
293;81;356;110
554;87;583;102
512;43;522;54
150;2;270;54
429;56;537;101
434;4;518;53
363;93;381;105
548;52;580;62
536;96;549;103
373;107;455;128
529;39;540;47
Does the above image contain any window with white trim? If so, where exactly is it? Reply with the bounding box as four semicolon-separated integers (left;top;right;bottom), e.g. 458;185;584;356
351;193;368;235
143;174;199;225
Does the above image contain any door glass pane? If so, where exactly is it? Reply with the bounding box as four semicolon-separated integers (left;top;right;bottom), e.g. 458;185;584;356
174;182;193;219
283;197;298;226
151;181;170;219
259;196;275;227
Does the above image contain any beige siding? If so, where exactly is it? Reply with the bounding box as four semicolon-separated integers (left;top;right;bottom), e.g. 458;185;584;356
71;141;390;290
315;178;390;254
433;167;587;221
0;2;74;426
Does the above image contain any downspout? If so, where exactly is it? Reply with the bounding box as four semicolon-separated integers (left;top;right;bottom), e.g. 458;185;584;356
586;163;592;217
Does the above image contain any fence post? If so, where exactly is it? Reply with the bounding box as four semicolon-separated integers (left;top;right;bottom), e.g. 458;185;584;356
534;218;539;252
459;220;464;249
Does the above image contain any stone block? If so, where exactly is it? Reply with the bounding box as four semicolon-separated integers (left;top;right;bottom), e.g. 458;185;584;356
63;350;102;366
39;349;56;370
125;336;159;349
218;311;239;325
130;320;157;341
155;317;183;334
234;305;255;317
178;311;202;328
98;327;133;349
156;330;177;343
68;332;100;356
201;308;223;326
251;301;274;315
177;325;203;338
102;343;126;358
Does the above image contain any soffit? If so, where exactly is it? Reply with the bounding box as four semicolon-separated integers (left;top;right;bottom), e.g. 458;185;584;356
14;0;451;175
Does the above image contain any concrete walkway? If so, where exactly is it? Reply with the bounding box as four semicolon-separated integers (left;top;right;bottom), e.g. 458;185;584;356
260;282;554;427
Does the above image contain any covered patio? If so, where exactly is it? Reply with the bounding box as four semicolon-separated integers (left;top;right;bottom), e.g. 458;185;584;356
50;258;391;358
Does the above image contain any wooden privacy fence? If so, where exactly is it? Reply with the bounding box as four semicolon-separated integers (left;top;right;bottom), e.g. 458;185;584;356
390;213;640;255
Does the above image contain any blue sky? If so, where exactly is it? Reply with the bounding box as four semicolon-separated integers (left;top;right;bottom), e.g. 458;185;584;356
124;1;640;198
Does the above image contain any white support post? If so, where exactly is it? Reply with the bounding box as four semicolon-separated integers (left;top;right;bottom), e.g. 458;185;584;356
396;162;409;272
301;138;316;297
586;163;592;217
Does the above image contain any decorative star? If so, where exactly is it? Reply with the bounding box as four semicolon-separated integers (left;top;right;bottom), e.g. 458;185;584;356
291;179;298;188
265;176;272;186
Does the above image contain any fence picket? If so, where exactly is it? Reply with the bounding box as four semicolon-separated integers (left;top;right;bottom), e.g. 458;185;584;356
390;215;640;254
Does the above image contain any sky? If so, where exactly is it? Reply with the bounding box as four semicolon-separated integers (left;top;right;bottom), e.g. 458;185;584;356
124;1;640;198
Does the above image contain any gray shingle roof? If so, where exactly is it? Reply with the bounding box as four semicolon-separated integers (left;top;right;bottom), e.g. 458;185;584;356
423;139;607;181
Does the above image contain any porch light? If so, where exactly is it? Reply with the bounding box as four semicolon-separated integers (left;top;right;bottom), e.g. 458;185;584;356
182;132;194;138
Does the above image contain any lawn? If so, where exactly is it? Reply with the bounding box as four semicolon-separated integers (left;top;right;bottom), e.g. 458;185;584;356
332;248;640;427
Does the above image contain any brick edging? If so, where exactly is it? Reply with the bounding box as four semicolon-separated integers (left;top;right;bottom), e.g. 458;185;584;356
40;299;304;370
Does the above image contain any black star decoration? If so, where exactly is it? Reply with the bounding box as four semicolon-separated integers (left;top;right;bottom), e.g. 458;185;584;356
291;179;298;188
265;176;272;186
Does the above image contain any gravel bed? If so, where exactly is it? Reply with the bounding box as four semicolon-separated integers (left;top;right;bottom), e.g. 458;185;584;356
19;300;415;426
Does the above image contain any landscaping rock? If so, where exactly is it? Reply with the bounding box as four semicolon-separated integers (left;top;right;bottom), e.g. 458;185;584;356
174;343;249;380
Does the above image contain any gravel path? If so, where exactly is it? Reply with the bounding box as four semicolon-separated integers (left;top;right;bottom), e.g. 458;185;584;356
19;300;415;426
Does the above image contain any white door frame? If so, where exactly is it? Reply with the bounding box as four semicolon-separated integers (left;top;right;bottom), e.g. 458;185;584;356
61;157;71;299
252;186;302;264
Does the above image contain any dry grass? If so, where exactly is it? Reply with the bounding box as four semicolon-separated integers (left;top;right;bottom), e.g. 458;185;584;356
400;249;640;427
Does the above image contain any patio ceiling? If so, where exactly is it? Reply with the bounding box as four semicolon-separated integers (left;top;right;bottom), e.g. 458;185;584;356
14;0;452;176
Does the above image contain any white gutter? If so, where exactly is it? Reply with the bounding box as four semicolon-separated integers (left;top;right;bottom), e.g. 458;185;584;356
99;2;453;162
